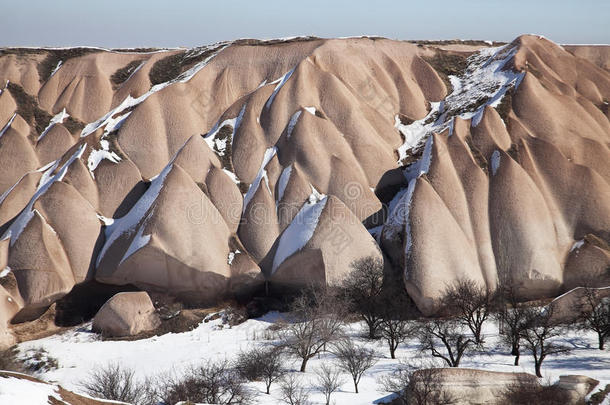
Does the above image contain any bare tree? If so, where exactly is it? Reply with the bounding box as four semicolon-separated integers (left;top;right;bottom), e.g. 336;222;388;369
378;285;417;359
379;318;415;359
379;360;455;405
279;373;310;405
278;287;345;372
161;360;254;404
80;363;147;404
333;338;377;393
442;278;493;344
576;286;610;350
235;345;284;394
341;256;385;339
418;319;475;367
520;304;571;378
315;363;344;405
495;281;529;366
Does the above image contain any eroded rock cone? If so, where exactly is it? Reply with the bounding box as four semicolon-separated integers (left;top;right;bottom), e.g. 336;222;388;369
0;35;607;322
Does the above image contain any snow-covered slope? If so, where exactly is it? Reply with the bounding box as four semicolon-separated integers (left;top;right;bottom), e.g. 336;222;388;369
13;315;610;405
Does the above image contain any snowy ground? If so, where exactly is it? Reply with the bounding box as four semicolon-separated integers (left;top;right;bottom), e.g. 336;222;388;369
11;313;610;405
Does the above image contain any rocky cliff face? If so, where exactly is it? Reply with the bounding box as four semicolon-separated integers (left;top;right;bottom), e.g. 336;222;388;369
0;35;608;340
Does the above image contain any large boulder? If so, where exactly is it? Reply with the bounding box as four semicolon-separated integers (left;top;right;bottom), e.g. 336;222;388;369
92;292;160;337
410;368;538;405
547;286;610;323
556;375;599;404
405;368;598;405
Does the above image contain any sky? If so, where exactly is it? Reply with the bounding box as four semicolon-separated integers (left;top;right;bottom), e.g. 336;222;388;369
2;0;609;48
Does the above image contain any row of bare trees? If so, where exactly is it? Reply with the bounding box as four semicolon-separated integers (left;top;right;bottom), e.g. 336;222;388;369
274;285;378;395
341;256;610;379
81;255;608;404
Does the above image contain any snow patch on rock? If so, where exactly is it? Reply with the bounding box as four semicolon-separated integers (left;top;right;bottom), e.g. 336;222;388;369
96;214;114;226
491;150;501;175
1;144;86;246
0;267;11;278
265;67;295;109
227;249;241;265
395;44;524;164
205;103;246;157
276;165;292;204
81;43;228;139
87;140;122;179
37;108;69;142
119;221;152;265
222;169;240;185
272;195;328;273
0;113;16;139
570;239;585;252
395;103;440;164
308;184;326;204
96;162;173;267
303;106;317;115
49;61;62;78
242;147;277;213
285;110;302;139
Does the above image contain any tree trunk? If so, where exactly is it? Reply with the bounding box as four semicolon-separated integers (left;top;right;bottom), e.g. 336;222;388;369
514;353;519;366
353;378;359;393
300;357;308;372
368;324;376;339
266;382;271;394
474;329;482;344
390;346;396;359
599;333;605;350
535;361;542;378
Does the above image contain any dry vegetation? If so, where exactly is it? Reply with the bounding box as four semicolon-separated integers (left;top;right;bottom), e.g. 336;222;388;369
6;82;52;139
4;82;85;139
149;45;218;85
110;59;144;88
37;48;101;83
464;133;489;172
495;86;515;122
421;52;468;93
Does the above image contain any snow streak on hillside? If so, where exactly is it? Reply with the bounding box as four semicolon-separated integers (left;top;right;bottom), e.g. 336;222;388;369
395;44;524;163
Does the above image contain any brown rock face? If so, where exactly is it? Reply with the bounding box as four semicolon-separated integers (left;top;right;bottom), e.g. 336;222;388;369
92;291;160;337
0;35;608;323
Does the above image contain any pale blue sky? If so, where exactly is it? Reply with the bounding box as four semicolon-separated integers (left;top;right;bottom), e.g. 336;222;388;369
3;0;608;47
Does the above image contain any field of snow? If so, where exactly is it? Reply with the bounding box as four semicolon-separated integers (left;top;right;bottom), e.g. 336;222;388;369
11;312;610;404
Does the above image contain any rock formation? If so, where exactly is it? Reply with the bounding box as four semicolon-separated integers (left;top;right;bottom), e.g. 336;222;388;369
92;292;160;337
0;34;607;334
406;368;597;405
